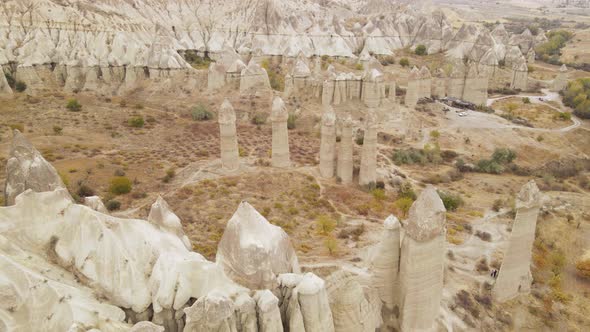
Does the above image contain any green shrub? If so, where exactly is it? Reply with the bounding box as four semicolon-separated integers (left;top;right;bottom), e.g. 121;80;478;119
554;112;572;121
251;113;267;125
52;126;63;135
392;145;442;165
66;99;82;112
399;58;410;67
535;30;573;60
491;148;517;164
106;200;121;211
522;97;531;104
415;45;427;56
380;55;396;66
192;104;213;121
287;114;297;130
476;159;504;174
109;177;132;195
15;81;27;92
355;63;364;70
394;197;413;217
128;116;145;128
372;188;386;200
438;190;464;211
392;148;425;165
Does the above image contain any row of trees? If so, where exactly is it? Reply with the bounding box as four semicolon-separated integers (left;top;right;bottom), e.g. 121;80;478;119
562;78;590;119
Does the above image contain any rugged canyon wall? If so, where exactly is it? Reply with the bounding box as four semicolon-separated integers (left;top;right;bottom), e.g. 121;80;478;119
0;1;541;96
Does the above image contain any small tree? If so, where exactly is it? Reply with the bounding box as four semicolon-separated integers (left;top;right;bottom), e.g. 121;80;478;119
394;197;413;217
66;99;82;112
415;45;427;56
399;58;410;67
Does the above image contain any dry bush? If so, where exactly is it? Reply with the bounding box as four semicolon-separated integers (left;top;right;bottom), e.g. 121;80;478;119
316;215;337;235
476;257;490;273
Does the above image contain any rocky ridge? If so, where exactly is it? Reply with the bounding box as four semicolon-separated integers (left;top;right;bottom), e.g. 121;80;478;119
0;0;542;95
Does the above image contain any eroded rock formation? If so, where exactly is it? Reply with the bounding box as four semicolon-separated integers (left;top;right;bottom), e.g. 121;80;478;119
320;106;337;178
218;99;240;171
337;114;354;184
399;186;446;331
4;130;67;206
493;180;542;302
359;111;379;186
368;215;401;328
148;196;192;251
552;64;569;92
216;201;300;290
270;96;291;168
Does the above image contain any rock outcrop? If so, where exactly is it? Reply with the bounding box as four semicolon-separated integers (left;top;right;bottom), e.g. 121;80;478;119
240;60;271;95
0;189;244;331
83;196;108;214
320;106;337;178
399;186;446;331
148;196;192;251
493;180;542;302
270;96;291;168
4;130;67;206
216;201;300;290
218;99;240;171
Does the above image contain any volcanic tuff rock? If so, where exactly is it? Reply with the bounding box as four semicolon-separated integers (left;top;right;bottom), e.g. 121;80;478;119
493;181;542;302
399;186;446;331
148;196;192;251
4;130;67;206
216;201;300;290
0;1;541;95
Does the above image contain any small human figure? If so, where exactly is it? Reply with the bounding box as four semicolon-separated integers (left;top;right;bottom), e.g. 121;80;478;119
490;269;498;279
